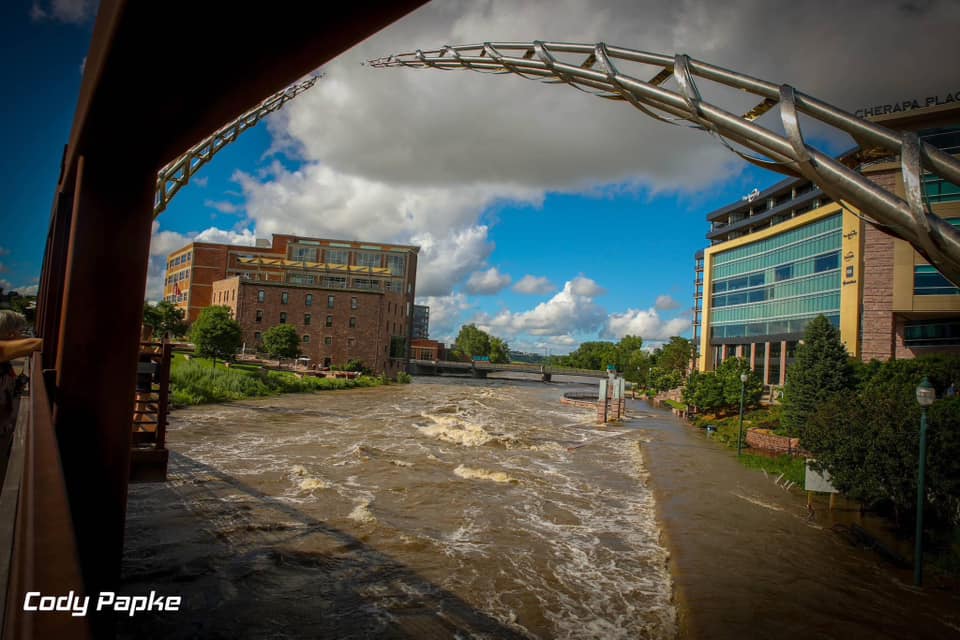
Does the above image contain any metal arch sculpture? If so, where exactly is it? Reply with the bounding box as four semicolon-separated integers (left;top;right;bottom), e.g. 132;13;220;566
153;75;321;217
370;41;960;286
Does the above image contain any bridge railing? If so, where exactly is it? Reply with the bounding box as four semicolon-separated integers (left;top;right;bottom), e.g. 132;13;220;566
0;353;89;638
408;359;607;376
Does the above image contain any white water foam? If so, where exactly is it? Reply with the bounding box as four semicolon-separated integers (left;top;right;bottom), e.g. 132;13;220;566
418;413;495;447
453;464;517;484
348;500;377;524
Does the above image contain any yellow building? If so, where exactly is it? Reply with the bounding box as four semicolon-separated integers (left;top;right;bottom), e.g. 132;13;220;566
693;103;960;384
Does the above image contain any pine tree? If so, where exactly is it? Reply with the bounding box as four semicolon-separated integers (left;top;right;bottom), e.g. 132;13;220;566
782;315;854;437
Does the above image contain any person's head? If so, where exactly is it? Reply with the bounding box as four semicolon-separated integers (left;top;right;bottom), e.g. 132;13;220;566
0;310;27;340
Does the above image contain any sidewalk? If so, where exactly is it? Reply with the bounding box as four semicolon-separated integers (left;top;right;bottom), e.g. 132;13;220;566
634;400;960;640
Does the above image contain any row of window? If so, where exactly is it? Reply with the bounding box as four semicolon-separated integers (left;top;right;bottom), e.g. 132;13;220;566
712;290;840;326
904;320;960;346
713;229;841;280
254;311;359;328
166;270;190;285
167;252;193;270
164;293;186;303
712;214;841;270
287;246;407;275
914;265;960;296
712;259;840;309
214;289;236;304
252;331;356;347
710;312;840;340
256;290;360;310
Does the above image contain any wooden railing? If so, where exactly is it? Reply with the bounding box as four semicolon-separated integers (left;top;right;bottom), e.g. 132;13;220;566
0;353;90;638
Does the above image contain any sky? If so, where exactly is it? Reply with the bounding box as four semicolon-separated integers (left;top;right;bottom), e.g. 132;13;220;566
3;0;959;354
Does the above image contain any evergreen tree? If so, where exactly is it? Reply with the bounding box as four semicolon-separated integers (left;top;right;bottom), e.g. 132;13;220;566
782;314;854;437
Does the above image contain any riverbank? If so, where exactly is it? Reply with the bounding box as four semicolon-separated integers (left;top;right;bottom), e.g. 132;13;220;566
634;398;960;639
169;355;387;406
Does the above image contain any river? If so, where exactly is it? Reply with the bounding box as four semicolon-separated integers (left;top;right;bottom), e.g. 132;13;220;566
119;376;960;639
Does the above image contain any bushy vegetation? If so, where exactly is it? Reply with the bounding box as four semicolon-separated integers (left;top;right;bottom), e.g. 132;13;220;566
683;356;762;415
738;453;806;487
396;371;413;384
551;335;693;391
189;306;242;365
804;355;960;526
261;324;301;359
142;300;188;339
169;356;381;406
452;324;510;363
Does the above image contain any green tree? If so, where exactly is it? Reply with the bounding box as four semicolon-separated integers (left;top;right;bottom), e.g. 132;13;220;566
683;357;761;414
562;341;618;370
189;306;242;366
262;324;301;359
454;324;491;360
142;300;188;339
782;315;854;437
489;336;510;364
656;337;694;378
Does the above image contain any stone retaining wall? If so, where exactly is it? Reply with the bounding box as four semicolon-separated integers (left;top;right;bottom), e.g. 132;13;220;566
746;428;800;454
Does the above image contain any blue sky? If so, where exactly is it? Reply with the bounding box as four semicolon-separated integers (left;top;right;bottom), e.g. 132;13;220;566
4;0;958;354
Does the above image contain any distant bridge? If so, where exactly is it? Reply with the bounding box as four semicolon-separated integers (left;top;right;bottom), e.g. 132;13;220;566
407;359;608;382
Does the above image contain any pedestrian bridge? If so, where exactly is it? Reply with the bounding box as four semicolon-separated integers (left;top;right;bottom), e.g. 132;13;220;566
407;359;608;382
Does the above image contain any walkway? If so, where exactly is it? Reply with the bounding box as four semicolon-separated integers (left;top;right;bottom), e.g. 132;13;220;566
634;400;960;639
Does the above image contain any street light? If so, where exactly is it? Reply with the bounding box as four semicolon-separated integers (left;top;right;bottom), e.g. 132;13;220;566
737;371;749;456
914;376;936;586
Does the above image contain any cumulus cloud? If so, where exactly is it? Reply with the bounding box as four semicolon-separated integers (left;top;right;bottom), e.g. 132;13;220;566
604;307;692;342
14;284;39;296
478;276;608;337
30;0;95;23
513;275;556;295
415;292;471;341
464;267;512;295
655;294;681;310
0;278;12;291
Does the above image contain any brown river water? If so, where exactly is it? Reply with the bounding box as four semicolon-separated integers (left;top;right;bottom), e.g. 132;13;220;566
118;376;960;639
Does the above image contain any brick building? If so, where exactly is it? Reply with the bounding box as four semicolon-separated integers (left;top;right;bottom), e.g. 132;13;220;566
694;103;960;380
164;234;419;375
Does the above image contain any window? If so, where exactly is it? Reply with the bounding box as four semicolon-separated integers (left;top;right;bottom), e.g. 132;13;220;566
280;312;287;324
255;310;263;323
813;251;839;273
305;294;313;306
351;297;358;310
302;335;310;343
281;291;289;305
914;265;960;296
304;313;311;325
349;317;357;328
254;331;261;342
348;337;356;347
775;265;793;281
293;246;317;262
356;252;381;269
386;254;405;276
258;290;265;303
904;320;960;346
324;336;332;345
321;276;347;289
352;278;379;290
288;273;315;285
325;249;348;265
327;295;335;308
325;315;333;327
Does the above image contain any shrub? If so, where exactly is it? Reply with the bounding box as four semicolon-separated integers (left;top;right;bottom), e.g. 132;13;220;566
396;371;412;384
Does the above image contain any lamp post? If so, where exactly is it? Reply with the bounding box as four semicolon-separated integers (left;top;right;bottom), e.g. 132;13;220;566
914;376;936;586
737;371;748;456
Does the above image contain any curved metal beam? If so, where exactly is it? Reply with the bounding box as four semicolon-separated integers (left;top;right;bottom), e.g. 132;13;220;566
370;41;960;286
153;75;320;217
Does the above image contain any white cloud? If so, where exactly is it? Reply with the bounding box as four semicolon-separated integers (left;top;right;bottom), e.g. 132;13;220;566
30;0;95;23
0;278;12;291
205;199;243;214
412;226;495;297
478;276;608;337
415;293;471;340
655;294;681;311
464;267;512;295
14;284;39;296
513;275;556;295
604;307;691;342
193;177;209;188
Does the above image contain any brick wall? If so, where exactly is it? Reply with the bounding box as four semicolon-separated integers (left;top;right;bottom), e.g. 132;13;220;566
859;169;899;361
186;244;229;322
745;428;801;455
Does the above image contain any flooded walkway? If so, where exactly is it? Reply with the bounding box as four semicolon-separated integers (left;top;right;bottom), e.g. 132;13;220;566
637;399;960;639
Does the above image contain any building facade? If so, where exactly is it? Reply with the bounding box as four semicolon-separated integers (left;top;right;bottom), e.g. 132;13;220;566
412;304;430;339
695;103;960;382
164;234;419;375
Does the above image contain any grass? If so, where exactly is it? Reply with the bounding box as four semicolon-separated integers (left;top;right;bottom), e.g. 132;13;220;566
663;399;688;411
169;354;382;406
738;453;806;487
691;406;804;487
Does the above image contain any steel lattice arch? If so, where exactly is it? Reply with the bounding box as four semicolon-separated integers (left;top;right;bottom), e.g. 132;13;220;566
370;41;960;286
